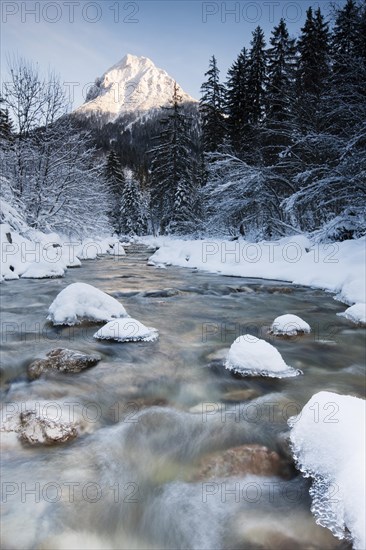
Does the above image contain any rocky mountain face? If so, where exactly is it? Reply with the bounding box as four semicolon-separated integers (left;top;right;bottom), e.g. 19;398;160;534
74;53;197;125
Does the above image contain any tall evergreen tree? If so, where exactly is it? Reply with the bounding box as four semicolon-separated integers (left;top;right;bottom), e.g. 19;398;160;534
329;0;365;135
297;5;330;134
264;18;297;163
332;0;361;67
0;98;13;144
199;56;226;152
266;19;296;124
105;151;125;234
120;169;148;235
149;83;196;234
247;27;267;125
225;48;250;155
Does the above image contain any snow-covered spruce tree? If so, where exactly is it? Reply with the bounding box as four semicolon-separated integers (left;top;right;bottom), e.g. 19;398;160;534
199;56;226;153
2;57;111;236
119;169;148;236
105;150;126;235
279;7;333;232
263;19;297;165
149;82;197;234
225;48;251;156
328;0;366;136
295;7;330;132
246;26;267;164
247;27;267;126
284;1;366;239
0;97;13;144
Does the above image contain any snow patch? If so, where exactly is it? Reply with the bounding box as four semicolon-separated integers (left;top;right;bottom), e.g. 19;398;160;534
289;391;366;549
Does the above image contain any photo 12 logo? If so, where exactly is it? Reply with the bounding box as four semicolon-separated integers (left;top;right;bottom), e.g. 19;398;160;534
2;2;140;24
201;2;318;24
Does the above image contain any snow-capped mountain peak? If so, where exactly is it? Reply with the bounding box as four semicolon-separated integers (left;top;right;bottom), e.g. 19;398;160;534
75;54;197;122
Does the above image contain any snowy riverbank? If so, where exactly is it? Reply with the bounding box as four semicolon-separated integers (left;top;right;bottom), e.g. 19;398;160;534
0;201;126;283
144;235;366;325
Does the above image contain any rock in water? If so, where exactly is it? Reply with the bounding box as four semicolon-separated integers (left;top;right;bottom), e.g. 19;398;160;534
270;314;311;336
94;318;158;342
225;335;301;378
192;444;293;481
47;282;128;325
19;411;77;446
27;348;101;380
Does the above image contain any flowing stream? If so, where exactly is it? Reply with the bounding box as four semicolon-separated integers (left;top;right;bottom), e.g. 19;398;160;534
1;244;364;549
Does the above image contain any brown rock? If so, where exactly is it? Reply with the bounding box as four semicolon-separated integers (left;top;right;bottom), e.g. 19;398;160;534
192;444;292;481
28;348;101;380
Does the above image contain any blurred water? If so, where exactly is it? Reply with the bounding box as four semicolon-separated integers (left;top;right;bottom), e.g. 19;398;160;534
1;245;363;549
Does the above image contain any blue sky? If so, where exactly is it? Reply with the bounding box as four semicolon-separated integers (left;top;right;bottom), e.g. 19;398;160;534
1;0;343;108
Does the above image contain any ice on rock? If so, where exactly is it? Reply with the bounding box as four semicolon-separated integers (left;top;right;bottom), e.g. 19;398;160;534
224;335;301;378
270;314;311;336
94;318;158;342
47;282;128;325
289;391;366;549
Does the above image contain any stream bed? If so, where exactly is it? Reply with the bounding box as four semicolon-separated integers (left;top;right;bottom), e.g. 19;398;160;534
1;244;365;549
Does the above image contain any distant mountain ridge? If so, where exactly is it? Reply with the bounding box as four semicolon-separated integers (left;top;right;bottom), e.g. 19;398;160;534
74;53;197;124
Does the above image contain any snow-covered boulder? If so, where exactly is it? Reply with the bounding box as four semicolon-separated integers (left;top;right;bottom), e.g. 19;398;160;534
107;241;126;256
75;238;101;260
60;243;82;267
94;318;158;342
338;303;366;325
21;259;66;279
289;391;366;549
270;314;311;336
47;282;128;325
225;335;301;378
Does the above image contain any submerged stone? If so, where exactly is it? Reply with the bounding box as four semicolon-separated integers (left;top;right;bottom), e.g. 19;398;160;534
192;444;293;481
27;348;101;380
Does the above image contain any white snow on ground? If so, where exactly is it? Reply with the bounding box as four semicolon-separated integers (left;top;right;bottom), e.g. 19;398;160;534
289;391;366;550
270;314;311;336
48;282;128;326
145;235;366;324
225;334;301;378
1;199;126;280
94;318;159;342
